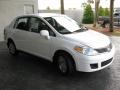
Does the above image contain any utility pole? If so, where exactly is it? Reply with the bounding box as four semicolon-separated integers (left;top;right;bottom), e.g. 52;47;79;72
109;0;114;32
61;0;65;14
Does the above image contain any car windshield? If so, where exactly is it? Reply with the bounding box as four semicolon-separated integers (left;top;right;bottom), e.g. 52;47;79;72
44;16;88;34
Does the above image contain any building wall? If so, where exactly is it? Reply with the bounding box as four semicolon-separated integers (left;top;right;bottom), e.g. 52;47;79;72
0;0;38;41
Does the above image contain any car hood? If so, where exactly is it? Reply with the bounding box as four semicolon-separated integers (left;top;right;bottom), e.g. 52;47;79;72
64;30;110;49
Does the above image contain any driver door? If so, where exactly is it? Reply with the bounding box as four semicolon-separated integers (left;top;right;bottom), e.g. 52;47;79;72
28;17;56;60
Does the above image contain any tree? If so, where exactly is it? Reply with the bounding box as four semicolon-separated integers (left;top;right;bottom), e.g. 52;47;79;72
87;0;94;4
109;0;114;32
87;0;100;27
104;8;110;16
93;0;100;27
82;4;94;24
60;0;64;14
98;6;104;16
81;3;87;8
46;6;51;10
98;7;110;16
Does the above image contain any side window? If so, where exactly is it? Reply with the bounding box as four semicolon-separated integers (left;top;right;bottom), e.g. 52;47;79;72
29;17;39;33
44;17;57;29
15;17;29;31
30;17;55;36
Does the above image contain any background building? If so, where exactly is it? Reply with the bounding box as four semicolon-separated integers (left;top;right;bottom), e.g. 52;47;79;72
0;0;38;41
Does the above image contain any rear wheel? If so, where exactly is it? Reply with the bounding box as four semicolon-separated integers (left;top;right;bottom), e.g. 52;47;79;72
55;52;75;75
8;41;18;56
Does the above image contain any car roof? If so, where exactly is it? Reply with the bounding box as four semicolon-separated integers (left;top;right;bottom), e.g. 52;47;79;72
18;13;64;18
38;13;64;17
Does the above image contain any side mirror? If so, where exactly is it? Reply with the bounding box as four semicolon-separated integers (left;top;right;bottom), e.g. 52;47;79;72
40;30;50;40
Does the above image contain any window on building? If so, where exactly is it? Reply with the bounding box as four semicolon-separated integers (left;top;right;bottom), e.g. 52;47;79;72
24;4;34;14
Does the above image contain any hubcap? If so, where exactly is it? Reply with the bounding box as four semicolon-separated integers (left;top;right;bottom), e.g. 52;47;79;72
58;56;67;73
9;43;15;54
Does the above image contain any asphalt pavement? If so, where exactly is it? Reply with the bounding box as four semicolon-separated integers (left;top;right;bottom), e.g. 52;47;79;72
0;36;120;90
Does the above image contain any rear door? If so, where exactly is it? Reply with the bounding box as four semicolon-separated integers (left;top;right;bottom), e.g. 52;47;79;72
13;17;32;52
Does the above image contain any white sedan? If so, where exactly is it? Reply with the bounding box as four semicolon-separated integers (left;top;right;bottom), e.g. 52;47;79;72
4;13;115;75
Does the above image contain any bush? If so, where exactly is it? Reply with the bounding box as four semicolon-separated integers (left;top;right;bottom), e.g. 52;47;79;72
98;6;104;16
98;6;110;16
104;8;110;16
82;4;94;24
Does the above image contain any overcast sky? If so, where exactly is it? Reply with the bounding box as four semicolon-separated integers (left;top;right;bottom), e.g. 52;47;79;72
38;0;120;10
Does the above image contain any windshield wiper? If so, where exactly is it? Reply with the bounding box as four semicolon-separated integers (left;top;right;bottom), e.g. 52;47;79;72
73;29;82;32
73;27;88;33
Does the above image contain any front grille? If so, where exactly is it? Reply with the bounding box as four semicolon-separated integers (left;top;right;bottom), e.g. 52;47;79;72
95;43;112;53
101;58;113;67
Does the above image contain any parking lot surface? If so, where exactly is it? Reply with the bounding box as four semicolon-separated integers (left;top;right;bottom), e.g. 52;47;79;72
0;36;120;90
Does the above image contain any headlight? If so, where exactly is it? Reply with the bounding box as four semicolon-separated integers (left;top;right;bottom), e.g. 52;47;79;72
74;46;98;56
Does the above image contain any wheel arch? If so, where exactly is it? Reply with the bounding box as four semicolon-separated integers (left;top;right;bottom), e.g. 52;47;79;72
53;50;76;70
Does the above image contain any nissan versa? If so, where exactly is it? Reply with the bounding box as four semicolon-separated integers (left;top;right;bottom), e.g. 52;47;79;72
4;13;115;75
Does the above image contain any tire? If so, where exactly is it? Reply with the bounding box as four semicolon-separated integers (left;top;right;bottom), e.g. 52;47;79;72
8;41;18;56
55;52;75;75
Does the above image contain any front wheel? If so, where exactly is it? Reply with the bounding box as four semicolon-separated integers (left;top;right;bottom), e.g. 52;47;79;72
8;41;18;56
55;53;75;75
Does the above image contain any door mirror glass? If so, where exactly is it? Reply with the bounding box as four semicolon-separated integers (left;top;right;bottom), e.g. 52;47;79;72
40;30;50;39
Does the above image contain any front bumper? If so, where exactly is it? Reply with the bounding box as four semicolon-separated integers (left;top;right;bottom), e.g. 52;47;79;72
73;45;115;72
